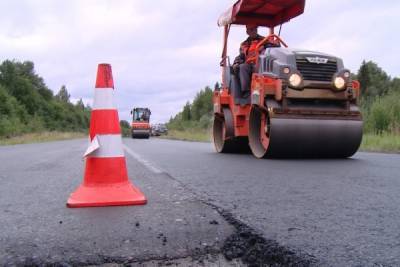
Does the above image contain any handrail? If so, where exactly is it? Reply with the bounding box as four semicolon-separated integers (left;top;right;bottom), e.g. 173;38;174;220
246;34;288;65
256;34;288;50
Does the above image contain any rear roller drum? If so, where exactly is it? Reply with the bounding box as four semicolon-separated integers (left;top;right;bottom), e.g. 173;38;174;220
213;113;250;154
213;115;227;152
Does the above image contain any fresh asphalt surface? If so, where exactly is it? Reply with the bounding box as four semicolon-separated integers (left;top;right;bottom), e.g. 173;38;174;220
1;138;399;266
0;139;234;266
124;138;400;266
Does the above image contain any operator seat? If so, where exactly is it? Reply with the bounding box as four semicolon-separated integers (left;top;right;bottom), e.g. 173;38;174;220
230;65;251;105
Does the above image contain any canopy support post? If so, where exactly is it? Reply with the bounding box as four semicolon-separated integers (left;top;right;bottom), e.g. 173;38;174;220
269;27;274;35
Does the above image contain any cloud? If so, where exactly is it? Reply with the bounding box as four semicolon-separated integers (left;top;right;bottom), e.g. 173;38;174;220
289;0;400;76
0;0;399;123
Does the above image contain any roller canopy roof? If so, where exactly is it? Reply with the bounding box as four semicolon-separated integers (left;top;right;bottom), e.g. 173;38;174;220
218;0;305;27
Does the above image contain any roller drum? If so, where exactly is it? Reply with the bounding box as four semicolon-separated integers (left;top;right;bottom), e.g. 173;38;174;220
267;118;363;158
132;129;150;139
248;106;363;158
213;111;250;153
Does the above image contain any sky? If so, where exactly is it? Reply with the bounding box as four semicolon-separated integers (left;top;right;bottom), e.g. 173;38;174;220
0;0;399;123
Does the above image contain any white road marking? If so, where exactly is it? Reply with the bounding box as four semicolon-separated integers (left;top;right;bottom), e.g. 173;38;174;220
123;145;163;174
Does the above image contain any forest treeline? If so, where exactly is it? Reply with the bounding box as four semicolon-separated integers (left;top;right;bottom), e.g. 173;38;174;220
167;84;216;131
0;59;398;139
0;60;90;137
358;61;400;133
168;60;400;135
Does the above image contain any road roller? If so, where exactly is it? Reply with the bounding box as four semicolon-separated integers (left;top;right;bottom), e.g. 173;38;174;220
131;107;151;139
213;0;363;158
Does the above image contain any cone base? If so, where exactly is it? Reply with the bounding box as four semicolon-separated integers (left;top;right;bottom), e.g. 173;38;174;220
67;181;147;208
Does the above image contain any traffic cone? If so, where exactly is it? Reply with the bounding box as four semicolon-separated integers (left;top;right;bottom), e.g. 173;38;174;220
67;63;147;208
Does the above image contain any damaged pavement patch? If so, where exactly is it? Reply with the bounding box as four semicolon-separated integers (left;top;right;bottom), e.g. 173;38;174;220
218;209;317;266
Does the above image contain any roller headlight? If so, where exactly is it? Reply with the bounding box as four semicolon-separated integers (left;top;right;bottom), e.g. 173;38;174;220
289;73;302;87
334;77;346;90
283;67;290;74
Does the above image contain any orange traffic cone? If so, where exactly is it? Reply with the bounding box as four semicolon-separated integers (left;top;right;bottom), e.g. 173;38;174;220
67;63;147;208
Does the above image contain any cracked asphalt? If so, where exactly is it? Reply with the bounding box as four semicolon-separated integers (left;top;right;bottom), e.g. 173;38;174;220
1;138;400;266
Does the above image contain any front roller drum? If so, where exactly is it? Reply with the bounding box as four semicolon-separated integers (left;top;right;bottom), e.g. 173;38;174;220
213;109;249;153
248;106;363;158
132;130;150;139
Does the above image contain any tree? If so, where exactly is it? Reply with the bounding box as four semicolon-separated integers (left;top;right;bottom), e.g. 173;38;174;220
55;85;70;103
120;120;130;128
390;78;400;93
357;60;370;94
167;85;215;131
214;82;220;91
202;86;213;116
76;98;85;110
120;120;131;137
182;101;191;121
191;86;213;121
0;60;91;137
357;60;391;102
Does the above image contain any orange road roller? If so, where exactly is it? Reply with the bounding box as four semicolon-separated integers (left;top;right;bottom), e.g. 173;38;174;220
213;0;362;158
131;107;151;139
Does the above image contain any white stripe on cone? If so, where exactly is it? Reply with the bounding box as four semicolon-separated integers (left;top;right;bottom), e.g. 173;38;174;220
84;134;124;158
92;88;116;110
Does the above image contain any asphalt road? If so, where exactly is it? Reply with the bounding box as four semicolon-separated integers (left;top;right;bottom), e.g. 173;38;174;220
123;138;400;266
1;138;399;266
0;139;236;266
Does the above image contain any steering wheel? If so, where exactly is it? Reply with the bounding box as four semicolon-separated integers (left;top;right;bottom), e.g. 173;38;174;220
257;34;288;49
246;34;288;64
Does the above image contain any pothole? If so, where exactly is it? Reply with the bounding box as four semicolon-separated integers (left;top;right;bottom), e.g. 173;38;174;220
154;171;319;266
216;208;318;267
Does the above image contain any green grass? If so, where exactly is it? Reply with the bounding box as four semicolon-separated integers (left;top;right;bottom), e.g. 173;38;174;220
360;132;400;153
0;131;87;146
160;129;211;142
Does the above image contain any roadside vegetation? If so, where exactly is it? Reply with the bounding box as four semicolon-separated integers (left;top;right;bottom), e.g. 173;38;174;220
166;84;215;142
167;61;400;153
0;60;91;144
0;131;87;146
358;61;400;152
161;128;211;142
120;120;131;137
361;133;400;153
1;59;398;151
